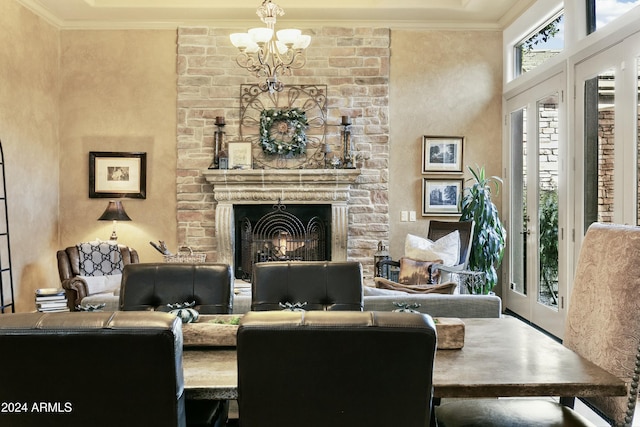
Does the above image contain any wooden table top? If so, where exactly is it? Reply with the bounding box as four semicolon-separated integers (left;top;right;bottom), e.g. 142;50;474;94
183;317;626;400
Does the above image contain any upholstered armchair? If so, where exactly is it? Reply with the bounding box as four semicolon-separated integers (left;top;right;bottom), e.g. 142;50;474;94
57;242;139;310
251;261;363;311
237;310;437;427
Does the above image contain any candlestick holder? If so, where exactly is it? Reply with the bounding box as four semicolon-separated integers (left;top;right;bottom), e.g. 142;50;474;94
209;116;226;169
341;116;354;168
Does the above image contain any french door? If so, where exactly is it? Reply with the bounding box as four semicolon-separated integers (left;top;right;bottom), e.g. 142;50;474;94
504;71;566;338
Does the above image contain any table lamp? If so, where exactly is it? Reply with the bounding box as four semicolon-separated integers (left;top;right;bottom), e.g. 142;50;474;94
98;200;131;241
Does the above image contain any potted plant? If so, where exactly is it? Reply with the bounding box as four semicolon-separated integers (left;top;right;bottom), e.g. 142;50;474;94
459;165;506;294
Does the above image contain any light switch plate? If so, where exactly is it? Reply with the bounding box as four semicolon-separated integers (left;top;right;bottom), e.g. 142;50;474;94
401;211;408;221
409;211;416;221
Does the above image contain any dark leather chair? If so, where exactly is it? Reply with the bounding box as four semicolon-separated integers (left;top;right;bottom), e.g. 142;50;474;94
57;244;139;310
251;261;363;311
236;310;437;427
0;311;186;427
119;263;233;314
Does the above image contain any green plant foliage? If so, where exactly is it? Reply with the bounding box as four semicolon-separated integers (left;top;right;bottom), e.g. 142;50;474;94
539;188;559;297
521;15;562;52
459;165;506;294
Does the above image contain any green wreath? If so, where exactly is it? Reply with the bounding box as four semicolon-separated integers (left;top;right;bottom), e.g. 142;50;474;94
259;108;309;156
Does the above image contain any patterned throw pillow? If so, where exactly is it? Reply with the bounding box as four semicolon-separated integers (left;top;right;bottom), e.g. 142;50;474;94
404;231;460;266
398;257;442;285
77;241;124;276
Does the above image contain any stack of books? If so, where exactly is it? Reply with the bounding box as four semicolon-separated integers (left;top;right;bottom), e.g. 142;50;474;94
35;288;69;312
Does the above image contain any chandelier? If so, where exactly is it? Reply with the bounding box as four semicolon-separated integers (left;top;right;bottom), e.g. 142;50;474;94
230;1;311;93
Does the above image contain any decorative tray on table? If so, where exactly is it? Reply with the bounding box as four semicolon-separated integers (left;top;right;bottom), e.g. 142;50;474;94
181;315;242;347
181;314;464;349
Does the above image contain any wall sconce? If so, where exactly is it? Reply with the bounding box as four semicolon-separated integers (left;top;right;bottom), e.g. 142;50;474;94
98;200;131;241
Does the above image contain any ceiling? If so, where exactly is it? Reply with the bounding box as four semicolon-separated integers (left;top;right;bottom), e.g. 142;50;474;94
16;0;535;30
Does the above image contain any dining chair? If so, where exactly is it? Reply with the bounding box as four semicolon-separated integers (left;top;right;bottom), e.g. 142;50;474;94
236;310;437;427
436;222;640;427
250;261;363;311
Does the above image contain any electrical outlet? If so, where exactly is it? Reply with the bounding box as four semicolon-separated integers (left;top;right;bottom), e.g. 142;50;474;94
409;211;416;221
401;211;408;221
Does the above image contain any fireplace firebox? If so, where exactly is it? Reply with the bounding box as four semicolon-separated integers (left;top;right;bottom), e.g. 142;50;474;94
234;203;331;280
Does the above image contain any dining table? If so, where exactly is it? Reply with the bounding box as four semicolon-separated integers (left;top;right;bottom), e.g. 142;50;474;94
182;316;626;400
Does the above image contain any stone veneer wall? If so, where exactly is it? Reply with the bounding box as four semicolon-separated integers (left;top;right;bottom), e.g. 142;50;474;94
176;26;390;279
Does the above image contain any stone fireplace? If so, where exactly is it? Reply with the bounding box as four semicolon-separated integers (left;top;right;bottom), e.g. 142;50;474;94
177;26;390;280
202;169;360;278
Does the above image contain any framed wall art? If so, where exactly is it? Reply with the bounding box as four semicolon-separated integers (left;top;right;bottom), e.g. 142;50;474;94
89;151;147;199
422;178;463;216
422;136;464;173
228;142;253;169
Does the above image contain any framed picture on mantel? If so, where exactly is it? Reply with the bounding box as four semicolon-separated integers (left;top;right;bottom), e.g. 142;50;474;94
89;151;147;199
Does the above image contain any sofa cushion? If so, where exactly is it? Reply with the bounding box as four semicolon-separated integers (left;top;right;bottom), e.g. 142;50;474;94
405;231;459;267
375;277;456;294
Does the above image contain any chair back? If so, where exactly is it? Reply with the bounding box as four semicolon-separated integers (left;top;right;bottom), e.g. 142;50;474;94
57;244;139;281
0;311;185;427
563;223;640;426
120;263;233;314
251;261;363;311
427;220;475;267
237;310;437;427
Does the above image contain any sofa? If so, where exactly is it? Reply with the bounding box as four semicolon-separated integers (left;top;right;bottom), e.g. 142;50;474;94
232;290;502;318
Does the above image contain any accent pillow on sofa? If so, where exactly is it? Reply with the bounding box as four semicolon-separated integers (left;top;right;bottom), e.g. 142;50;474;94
404;231;460;267
398;257;442;285
374;277;456;294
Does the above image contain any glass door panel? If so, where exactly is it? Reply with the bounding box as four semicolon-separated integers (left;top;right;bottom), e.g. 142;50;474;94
510;107;527;297
584;70;615;233
537;94;559;310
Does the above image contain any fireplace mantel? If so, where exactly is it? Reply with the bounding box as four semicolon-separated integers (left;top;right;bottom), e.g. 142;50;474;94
202;169;360;203
202;169;361;270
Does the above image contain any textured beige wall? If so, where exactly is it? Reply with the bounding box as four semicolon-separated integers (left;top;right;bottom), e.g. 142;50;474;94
389;30;503;258
59;30;178;264
0;1;60;312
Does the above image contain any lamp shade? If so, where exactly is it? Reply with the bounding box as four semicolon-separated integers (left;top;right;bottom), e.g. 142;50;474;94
98;200;132;222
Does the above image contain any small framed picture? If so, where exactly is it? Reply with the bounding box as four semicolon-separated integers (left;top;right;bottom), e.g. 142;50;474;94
422;136;464;173
228;142;253;170
422;178;463;216
89;152;146;199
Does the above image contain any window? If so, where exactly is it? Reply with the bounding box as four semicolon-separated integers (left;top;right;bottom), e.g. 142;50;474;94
515;12;564;77
586;0;640;34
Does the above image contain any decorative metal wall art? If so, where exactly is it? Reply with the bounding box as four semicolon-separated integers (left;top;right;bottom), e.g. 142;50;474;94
240;84;327;169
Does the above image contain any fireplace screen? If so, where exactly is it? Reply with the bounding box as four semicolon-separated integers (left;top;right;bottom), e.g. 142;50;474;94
235;203;329;280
